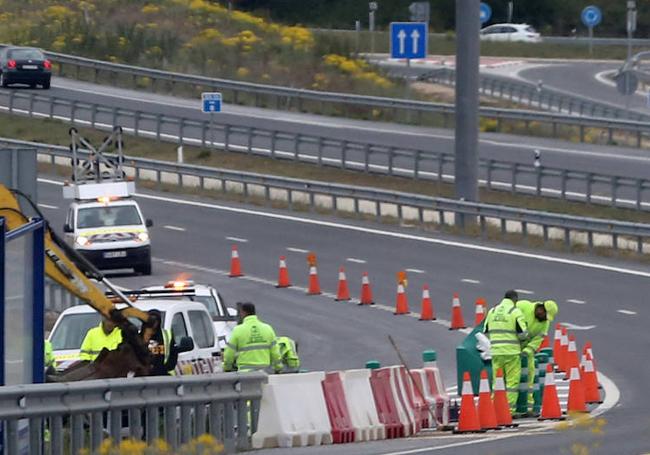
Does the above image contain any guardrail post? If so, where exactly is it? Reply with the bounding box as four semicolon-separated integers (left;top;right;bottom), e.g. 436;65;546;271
133;110;141;136
89;104;97;128
414;151;420;179
536;167;542;196
612;233;618;251
375;201;382;222
638;236;643;254
579;125;585;143
636;179;643;211
486;159;493;190
607;127;613;144
8;90;15;113
500;218;506;237
611;176;618;207
564;228;571;251
387;147;394;176
28;93;35;117
587;231;594;253
363;143;369;173
340;140;347;169
586;173;593;204
552;121;558;138
49;96;55;119
224;124;230;152
70;100;77;124
543;225;549;246
178;119;185;146
480;215;486;238
112;107;118;127
316;137;324;166
309;191;315;212
637;130;642;148
496;117;502;133
561;170;567;200
270;130;276;159
511;163;517;194
200;121;208;148
156;114;162;141
246;126;253;154
294;133;300;161
522;221;528;244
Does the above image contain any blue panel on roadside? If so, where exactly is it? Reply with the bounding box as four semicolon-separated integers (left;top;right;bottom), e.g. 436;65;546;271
581;6;602;28
480;3;492;24
390;22;427;60
201;92;222;113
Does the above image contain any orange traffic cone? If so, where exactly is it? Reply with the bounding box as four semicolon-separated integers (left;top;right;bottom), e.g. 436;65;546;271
564;335;580;380
581;353;601;404
454;372;483;433
276;256;291;288
307;265;321;295
394;282;409;315
477;370;499;430
335;266;351;301
538;364;564;421
359;272;374;305
449;293;466;330
539;335;550;350
229;245;243;278
474;298;486;326
567;367;587;413
584;342;599;376
555;327;569;372
419;285;435;321
493;368;516;427
551;323;563;365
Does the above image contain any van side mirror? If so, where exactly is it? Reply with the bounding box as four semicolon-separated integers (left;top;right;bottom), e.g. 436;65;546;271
63;223;73;233
177;336;194;353
226;307;238;321
145;219;153;228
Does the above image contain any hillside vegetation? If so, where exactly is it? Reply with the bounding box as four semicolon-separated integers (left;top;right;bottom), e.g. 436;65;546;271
0;0;393;94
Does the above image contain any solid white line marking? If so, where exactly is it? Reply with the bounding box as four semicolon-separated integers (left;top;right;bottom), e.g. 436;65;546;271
37;203;58;209
346;257;367;264
163;225;186;232
515;289;534;295
37;178;650;279
406;268;426;274
226;236;248;243
287;247;309;253
617;309;637;315
560;323;596;330
461;278;481;284
567;299;586;304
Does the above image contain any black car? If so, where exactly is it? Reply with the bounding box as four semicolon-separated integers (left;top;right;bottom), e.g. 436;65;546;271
0;46;51;89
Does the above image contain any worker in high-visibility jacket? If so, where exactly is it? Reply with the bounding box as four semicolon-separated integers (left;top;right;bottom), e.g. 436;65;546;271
224;302;282;373
79;317;123;361
276;336;300;373
484;290;528;410
517;299;558;404
44;339;56;372
140;309;178;376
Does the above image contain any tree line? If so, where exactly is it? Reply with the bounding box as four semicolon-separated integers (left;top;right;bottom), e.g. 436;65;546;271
231;0;650;37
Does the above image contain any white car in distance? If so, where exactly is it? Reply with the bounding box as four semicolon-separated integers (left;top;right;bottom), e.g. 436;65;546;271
480;23;541;43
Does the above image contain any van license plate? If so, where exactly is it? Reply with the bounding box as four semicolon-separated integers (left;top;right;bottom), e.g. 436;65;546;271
22;65;38;69
104;251;127;258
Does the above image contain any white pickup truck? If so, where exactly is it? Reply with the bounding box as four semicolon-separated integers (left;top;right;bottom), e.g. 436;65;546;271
48;299;222;375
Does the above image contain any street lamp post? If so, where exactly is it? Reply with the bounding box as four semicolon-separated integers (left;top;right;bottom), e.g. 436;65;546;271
369;2;378;55
626;1;637;115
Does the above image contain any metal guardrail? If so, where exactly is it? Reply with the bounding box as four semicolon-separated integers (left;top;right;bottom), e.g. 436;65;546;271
2;92;650;212
424;67;650;123
0;372;266;454
3;44;649;137
44;279;82;314
16;140;650;254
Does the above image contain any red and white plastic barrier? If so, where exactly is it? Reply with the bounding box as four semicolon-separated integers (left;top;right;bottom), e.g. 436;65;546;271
340;369;386;441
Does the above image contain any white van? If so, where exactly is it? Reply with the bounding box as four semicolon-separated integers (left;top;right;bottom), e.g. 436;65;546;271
48;300;221;375
63;181;153;275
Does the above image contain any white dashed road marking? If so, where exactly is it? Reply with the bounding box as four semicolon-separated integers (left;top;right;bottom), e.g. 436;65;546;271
405;268;426;274
346;258;367;264
567;299;586;304
163;225;186;232
226;236;248;243
515;289;534;295
37;203;58;209
617;309;637;315
461;278;481;284
287;247;310;253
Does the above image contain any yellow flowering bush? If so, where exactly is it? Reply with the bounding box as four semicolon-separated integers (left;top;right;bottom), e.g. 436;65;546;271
84;434;223;454
279;26;314;51
141;4;160;15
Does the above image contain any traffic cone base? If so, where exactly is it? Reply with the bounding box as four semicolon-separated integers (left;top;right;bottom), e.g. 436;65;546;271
493;368;518;428
449;293;466;330
229;245;243;277
276;256;291;288
453;372;487;434
335;266;351;301
419;285;435;321
581;354;602;404
359;272;374;305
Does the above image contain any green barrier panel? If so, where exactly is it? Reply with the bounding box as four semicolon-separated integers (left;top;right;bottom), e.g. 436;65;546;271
455;321;491;396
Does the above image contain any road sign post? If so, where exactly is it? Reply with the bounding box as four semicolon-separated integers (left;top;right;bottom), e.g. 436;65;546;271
201;92;222;150
455;0;480;227
581;6;602;56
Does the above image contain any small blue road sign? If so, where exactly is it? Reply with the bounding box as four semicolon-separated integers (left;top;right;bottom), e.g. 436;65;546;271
201;92;222;113
581;5;602;28
480;3;492;24
390;22;427;59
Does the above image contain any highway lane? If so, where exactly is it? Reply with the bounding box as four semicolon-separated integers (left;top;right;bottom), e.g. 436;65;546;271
4;77;650;202
36;176;648;454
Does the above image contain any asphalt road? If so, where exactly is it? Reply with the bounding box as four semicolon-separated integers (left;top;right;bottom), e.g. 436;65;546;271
35;176;650;454
4;77;650;207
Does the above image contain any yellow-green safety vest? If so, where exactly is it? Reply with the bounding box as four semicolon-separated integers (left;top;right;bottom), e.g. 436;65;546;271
223;315;282;372
484;299;528;356
79;324;123;361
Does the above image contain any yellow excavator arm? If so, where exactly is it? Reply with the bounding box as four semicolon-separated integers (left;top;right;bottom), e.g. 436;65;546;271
0;184;149;323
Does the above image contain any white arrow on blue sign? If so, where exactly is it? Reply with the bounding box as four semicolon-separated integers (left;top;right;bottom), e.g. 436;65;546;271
581;5;602;28
480;2;492;24
390;22;427;59
201;92;222;113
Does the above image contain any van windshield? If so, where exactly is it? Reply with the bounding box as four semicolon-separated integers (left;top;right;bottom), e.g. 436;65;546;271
77;205;142;229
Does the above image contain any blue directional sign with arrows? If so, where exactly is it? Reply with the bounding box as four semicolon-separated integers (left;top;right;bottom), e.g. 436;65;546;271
390;22;427;59
480;2;492;24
